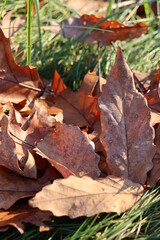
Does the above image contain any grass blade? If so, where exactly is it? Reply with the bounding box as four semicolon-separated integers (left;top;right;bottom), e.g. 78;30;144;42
0;0;7;21
107;0;115;16
27;0;31;65
33;0;43;62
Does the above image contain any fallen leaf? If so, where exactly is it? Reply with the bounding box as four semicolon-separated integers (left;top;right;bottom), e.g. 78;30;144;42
67;0;108;16
145;84;160;113
148;125;160;187
132;70;151;93
0;201;51;234
0;101;55;178
29;175;144;218
0;10;25;38
0;28;44;105
99;47;156;184
0;166;42;210
35;121;100;178
52;71;105;127
43;14;148;46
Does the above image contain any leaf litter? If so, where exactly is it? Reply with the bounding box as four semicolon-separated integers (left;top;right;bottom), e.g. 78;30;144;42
0;14;159;232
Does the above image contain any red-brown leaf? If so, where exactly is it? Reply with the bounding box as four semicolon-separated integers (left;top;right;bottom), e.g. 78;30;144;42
0;28;44;105
35;121;100;178
43;14;148;46
99;47;156;184
52;71;105;127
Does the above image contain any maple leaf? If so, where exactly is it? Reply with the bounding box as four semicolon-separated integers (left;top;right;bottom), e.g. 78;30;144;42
148;125;160;187
29;175;144;218
43;14;148;46
51;71;105;127
0;166;42;210
0;28;44;105
99;47;156;185
0;201;51;234
0;10;25;38
35;121;100;178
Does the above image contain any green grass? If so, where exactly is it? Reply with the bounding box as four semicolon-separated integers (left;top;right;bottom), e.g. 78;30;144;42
0;0;160;239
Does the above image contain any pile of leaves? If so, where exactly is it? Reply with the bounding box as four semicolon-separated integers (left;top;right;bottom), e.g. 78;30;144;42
0;11;160;233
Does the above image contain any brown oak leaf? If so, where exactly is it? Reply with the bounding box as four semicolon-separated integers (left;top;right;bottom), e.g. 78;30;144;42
0;201;51;234
35;121;100;178
29;175;144;218
99;47;156;184
0;166;42;210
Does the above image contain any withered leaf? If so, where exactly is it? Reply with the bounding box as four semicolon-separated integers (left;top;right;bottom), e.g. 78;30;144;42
29;175;144;218
35;121;100;178
99;47;156;184
0;166;42;210
0;101;55;178
0;201;51;234
52;71;105;127
0;10;25;38
43;14;148;46
67;0;108;17
0;28;44;105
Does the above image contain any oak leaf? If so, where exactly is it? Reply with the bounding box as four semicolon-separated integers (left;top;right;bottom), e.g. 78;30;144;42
0;201;51;234
99;47;156;184
0;166;42;210
43;14;148;46
35;121;100;178
52;71;105;127
29;175;144;218
0;28;44;105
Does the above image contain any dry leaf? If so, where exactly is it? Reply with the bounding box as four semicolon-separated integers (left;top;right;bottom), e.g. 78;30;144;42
99;47;156;184
35;121;100;178
0;10;25;38
67;0;108;16
43;14;148;46
0;166;42;210
0;101;56;178
0;201;51;234
148;125;160;187
0;28;44;105
29;175;144;218
52;71;105;127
